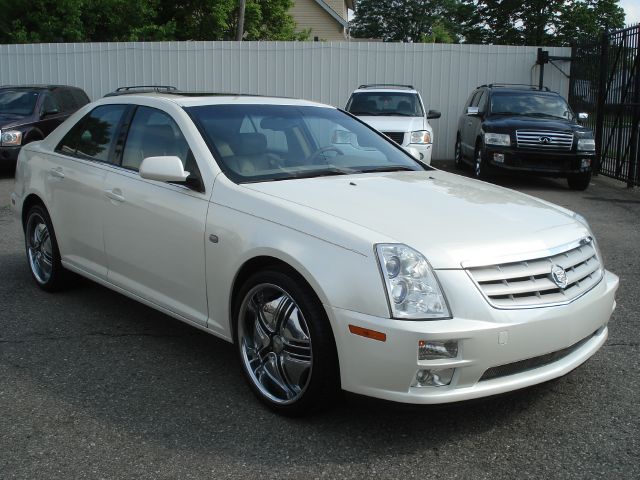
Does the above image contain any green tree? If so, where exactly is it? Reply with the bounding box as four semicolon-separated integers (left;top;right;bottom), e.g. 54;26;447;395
2;0;85;43
350;0;466;42
461;0;625;46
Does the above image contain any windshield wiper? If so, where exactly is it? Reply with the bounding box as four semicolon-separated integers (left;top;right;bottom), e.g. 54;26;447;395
274;167;356;181
358;165;418;173
525;112;566;119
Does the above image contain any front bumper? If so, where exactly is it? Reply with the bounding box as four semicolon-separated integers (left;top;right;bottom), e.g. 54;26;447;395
485;146;595;176
330;269;618;404
407;143;432;164
0;146;20;166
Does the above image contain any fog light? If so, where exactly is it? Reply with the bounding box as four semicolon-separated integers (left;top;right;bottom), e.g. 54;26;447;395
414;368;454;387
418;340;458;360
581;158;591;169
493;153;505;163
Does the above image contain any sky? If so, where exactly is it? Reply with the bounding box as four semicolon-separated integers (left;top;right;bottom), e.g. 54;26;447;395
620;0;640;25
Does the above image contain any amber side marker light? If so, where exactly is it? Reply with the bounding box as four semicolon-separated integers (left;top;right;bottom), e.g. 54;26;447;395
348;325;387;342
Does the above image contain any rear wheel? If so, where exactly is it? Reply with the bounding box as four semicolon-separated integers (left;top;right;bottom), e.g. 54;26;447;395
234;268;340;416
454;136;464;170
567;172;592;190
24;204;70;291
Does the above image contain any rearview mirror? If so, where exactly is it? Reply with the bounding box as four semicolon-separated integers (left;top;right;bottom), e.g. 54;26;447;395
466;106;480;116
139;156;190;182
427;109;441;119
578;112;589;120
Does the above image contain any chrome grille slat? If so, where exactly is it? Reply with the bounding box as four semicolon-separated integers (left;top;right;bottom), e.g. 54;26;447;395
466;239;602;308
516;130;574;151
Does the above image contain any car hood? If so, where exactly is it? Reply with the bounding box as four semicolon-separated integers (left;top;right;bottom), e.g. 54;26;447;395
354;115;426;133
484;115;592;134
0;113;29;129
243;170;588;269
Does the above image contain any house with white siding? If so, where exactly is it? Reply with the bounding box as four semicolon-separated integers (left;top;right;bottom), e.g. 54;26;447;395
290;0;354;41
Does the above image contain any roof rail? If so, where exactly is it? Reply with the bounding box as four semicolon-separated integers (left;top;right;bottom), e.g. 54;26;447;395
104;85;179;97
358;84;415;90
479;83;551;92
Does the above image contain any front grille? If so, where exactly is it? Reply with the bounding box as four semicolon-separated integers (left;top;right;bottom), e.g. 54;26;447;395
466;238;602;308
479;330;598;381
516;130;573;151
383;132;405;145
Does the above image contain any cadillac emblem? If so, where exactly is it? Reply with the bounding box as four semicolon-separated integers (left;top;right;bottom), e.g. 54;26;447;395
551;264;568;289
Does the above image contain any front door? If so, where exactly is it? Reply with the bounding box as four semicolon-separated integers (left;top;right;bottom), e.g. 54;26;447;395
102;106;210;326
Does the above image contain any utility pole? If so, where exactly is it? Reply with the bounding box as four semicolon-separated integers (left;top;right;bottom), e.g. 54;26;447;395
236;0;246;41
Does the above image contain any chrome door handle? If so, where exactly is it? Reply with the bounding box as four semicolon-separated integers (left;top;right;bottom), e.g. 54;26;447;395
50;167;65;179
104;188;125;203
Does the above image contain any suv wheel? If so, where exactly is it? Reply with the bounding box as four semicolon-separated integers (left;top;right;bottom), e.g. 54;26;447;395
454;136;464;170
234;267;340;416
474;144;488;179
567;172;591;190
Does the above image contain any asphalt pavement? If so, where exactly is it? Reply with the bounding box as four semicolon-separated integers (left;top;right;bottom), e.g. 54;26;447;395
1;163;638;479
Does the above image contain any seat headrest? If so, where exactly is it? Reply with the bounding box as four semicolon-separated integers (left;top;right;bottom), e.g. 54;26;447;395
235;133;267;156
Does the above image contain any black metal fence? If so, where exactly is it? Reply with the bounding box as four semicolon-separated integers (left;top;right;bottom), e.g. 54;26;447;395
569;24;640;187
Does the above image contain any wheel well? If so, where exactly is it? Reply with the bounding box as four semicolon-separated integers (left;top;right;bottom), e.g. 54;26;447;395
230;256;326;335
21;194;45;230
24;128;44;143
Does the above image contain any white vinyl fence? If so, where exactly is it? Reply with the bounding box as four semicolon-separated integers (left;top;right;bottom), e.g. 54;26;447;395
0;41;571;159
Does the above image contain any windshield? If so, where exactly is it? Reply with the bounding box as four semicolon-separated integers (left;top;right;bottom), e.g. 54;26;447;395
346;92;424;117
0;90;39;116
490;93;574;120
186;104;426;183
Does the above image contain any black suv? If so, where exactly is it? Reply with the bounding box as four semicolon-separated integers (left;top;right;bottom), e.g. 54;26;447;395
454;84;595;190
0;85;90;173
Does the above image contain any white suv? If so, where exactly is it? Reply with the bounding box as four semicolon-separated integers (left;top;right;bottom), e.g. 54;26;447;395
345;84;440;164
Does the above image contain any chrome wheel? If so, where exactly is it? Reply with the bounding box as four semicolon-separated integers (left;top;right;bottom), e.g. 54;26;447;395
238;283;313;405
26;213;53;284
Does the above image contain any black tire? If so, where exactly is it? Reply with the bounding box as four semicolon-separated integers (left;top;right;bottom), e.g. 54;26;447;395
454;136;464;170
233;267;340;416
474;143;489;179
24;204;71;292
567;172;592;190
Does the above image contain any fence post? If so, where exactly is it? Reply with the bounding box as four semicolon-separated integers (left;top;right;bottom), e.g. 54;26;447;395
628;25;640;188
595;32;609;176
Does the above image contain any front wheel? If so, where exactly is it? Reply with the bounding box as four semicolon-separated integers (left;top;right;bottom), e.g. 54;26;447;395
234;268;340;416
567;172;592;190
24;204;70;291
474;145;489;179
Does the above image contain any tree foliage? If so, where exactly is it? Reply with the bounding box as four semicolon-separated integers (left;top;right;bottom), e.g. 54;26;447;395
0;0;306;43
351;0;626;45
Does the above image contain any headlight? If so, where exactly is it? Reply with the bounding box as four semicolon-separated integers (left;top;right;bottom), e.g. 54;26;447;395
572;211;604;268
376;244;451;320
410;130;431;144
1;130;22;146
577;138;595;151
484;132;510;146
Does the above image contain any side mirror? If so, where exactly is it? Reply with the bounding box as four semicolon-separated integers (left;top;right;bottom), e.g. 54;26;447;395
427;109;441;119
139;156;190;182
466;106;480;116
41;108;60;118
578;112;589;120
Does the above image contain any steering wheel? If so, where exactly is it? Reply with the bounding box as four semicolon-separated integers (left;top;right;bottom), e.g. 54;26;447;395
307;146;344;164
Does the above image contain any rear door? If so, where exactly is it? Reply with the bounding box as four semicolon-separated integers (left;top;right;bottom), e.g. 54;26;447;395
47;104;130;279
102;106;210;326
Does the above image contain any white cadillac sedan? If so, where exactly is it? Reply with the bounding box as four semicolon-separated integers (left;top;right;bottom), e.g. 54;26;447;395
11;91;618;415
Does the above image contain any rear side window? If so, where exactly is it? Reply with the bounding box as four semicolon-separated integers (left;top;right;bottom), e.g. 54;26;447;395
71;89;90;108
56;104;127;163
53;89;76;112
